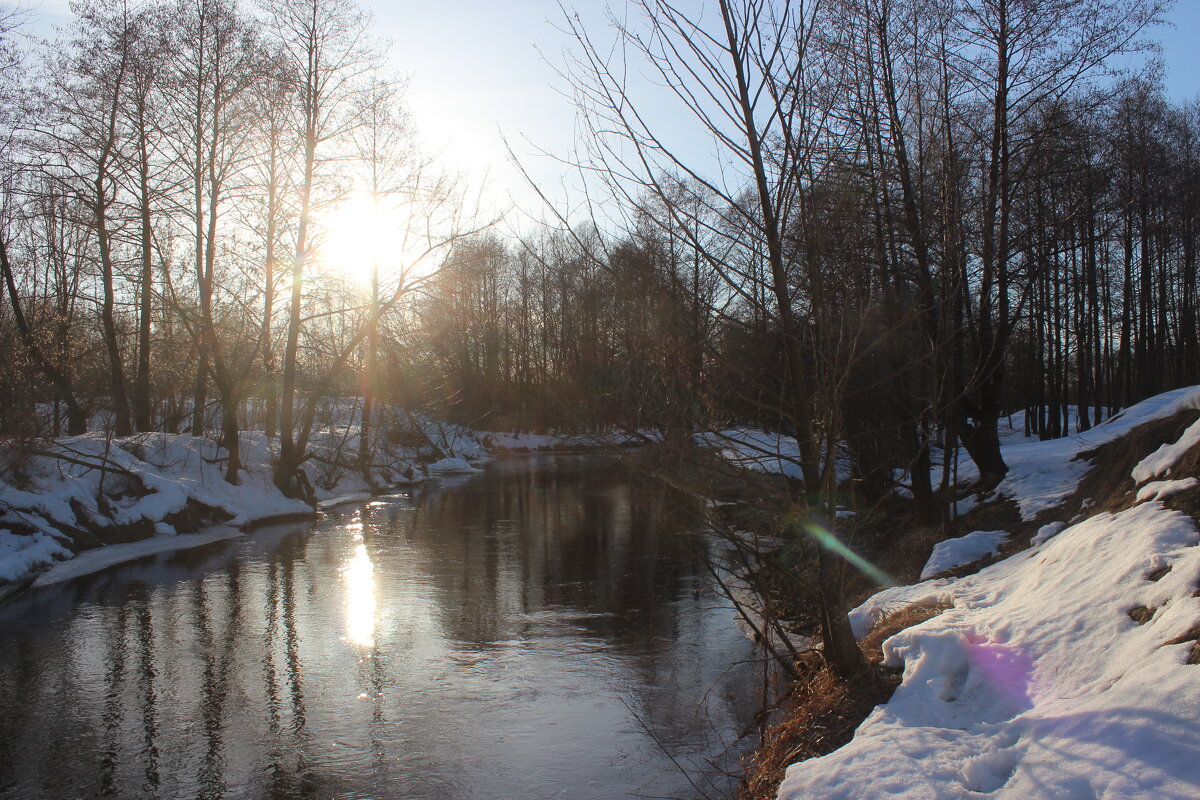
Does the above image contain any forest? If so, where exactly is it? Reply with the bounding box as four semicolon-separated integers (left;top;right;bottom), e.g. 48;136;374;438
3;1;1200;798
0;0;1196;684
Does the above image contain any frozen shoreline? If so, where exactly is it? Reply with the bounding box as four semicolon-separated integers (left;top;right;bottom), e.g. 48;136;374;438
0;412;646;596
31;525;247;587
779;386;1200;799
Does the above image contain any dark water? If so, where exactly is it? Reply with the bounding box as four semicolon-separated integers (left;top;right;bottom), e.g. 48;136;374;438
0;455;759;799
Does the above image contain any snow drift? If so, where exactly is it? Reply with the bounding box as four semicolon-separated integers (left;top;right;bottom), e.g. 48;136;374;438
779;387;1200;799
0;406;500;591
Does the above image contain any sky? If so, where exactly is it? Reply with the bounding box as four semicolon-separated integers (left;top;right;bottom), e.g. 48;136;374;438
16;0;1200;228
380;0;1200;227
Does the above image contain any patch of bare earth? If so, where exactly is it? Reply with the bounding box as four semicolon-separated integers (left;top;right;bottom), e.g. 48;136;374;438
737;602;950;800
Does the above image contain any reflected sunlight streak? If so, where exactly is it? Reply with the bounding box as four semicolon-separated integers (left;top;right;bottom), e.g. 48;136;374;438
342;523;377;647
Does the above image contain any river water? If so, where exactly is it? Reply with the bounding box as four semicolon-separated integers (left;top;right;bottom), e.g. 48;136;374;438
0;455;760;799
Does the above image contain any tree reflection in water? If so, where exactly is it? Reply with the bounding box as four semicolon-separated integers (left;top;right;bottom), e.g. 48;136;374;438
0;455;759;799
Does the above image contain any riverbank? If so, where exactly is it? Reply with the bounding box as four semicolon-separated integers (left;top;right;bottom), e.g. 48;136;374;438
0;450;756;800
739;386;1200;799
0;409;642;598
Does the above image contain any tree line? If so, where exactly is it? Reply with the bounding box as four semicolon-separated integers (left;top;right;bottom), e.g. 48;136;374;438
411;1;1195;506
0;0;473;494
0;0;1195;677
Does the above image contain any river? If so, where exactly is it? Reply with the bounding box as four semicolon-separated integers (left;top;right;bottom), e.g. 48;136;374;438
0;454;760;799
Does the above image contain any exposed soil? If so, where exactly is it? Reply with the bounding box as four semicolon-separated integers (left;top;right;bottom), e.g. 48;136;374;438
737;602;950;800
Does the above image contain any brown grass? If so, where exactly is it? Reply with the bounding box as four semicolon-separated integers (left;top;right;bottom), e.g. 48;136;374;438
738;602;950;800
1128;606;1156;625
1146;564;1173;582
737;658;899;800
1164;625;1200;665
859;601;953;661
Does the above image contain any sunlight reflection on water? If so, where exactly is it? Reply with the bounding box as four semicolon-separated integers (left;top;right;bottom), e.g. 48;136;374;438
0;456;760;800
342;520;376;647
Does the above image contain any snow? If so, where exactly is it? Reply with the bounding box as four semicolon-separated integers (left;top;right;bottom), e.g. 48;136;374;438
1133;417;1200;484
956;386;1200;521
697;428;851;482
784;500;1200;799
0;529;71;583
317;492;373;510
0;402;520;589
32;526;244;587
426;457;482;474
781;386;1200;800
1137;479;1200;503
920;530;1008;580
1030;521;1067;546
0;432;312;536
484;431;563;451
849;580;956;638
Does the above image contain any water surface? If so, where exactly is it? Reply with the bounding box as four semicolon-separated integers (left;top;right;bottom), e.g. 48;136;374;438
0;455;758;799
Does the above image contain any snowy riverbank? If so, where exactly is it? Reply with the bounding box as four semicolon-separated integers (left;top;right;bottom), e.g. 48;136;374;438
0;407;627;595
779;387;1200;798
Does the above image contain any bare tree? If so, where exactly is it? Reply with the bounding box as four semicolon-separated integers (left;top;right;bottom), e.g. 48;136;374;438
39;0;151;435
260;0;382;494
559;0;871;677
164;0;270;482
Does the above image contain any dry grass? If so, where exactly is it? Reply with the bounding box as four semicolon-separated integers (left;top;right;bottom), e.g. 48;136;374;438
737;658;899;800
860;601;953;662
1128;606;1156;624
1147;564;1173;582
738;602;950;800
1164;625;1200;665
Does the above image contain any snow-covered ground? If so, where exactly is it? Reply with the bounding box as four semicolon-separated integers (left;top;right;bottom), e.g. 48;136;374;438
779;387;1200;799
920;530;1009;580
0;404;612;592
0;432;312;588
961;387;1200;520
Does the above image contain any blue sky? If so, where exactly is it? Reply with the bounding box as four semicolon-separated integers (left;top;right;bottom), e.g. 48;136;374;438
1156;2;1200;100
19;0;1200;222
379;0;1200;222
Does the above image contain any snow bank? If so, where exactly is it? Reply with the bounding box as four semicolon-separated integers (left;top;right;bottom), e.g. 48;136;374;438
1133;417;1200;484
31;525;244;587
1030;521;1067;547
0;529;71;584
781;386;1200;800
427;457;482;475
485;431;566;451
957;386;1200;520
784;500;1200;799
1137;478;1200;503
0;432;309;532
920;530;1008;580
0;404;506;589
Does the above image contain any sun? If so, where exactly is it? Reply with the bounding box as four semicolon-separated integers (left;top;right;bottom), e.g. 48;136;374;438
317;193;415;285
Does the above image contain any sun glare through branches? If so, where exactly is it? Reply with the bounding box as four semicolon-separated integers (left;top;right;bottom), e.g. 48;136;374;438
316;192;420;286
